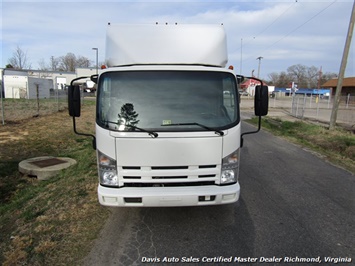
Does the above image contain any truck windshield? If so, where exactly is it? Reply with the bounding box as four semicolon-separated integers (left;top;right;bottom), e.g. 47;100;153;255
97;70;239;132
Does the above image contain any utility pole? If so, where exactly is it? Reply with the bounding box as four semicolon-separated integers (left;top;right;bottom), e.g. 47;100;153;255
317;66;322;90
1;69;4;125
256;56;263;78
329;1;355;130
92;48;99;75
240;38;243;75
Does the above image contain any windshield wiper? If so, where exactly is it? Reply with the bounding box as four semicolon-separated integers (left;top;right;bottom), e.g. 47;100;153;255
162;122;224;136
102;120;158;138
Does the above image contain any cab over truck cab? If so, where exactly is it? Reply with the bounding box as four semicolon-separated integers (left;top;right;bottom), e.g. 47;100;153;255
68;23;268;207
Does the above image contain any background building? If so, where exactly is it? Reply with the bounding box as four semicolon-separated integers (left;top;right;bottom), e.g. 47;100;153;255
0;67;102;98
322;77;355;96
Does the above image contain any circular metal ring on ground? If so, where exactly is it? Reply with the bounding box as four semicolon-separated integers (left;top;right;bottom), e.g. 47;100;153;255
19;156;77;180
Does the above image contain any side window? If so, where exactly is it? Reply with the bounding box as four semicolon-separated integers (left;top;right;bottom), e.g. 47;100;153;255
222;77;236;120
99;76;112;122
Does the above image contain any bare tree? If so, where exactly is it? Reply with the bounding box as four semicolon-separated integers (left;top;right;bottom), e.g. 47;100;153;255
320;72;337;85
37;58;53;78
50;56;60;71
287;64;307;88
77;55;91;68
38;58;48;71
267;71;291;88
287;64;336;88
58;53;92;71
267;65;337;89
59;53;77;72
306;66;319;88
267;72;279;86
8;46;31;69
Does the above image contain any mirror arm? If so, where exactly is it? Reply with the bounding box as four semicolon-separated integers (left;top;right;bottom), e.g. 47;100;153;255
240;115;261;148
72;116;96;150
70;76;90;86
70;76;97;150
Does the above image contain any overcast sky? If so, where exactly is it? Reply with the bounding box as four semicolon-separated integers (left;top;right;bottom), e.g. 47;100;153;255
1;0;354;79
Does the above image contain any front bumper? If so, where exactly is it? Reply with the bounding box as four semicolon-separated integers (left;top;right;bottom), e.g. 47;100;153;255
98;183;240;207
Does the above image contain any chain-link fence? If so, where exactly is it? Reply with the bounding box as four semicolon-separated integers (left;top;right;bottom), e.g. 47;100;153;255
0;89;93;124
269;93;355;126
2;89;354;127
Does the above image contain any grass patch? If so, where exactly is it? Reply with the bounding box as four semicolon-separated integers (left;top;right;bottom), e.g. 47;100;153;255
0;102;109;265
248;117;355;173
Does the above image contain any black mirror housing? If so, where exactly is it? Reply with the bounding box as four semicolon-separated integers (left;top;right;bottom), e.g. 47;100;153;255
254;85;269;116
236;75;244;84
91;74;98;84
68;85;81;117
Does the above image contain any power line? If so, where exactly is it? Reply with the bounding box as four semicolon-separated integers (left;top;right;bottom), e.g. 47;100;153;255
253;0;297;40
256;56;263;78
245;0;338;62
237;0;297;52
245;0;338;63
265;0;337;50
238;1;296;74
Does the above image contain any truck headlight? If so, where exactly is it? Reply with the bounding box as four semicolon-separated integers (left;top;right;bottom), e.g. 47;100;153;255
221;149;240;184
98;151;118;187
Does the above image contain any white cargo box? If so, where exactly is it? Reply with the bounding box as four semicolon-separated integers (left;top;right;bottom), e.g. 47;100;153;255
106;23;228;67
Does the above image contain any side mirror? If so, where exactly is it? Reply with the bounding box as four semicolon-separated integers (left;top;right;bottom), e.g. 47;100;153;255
236;75;244;84
68;85;81;117
240;79;268;147
91;74;98;84
255;85;269;116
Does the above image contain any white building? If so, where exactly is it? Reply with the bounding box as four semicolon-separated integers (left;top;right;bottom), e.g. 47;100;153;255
0;67;102;98
4;75;52;99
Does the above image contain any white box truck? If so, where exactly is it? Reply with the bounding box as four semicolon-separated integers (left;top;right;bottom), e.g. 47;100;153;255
68;23;268;207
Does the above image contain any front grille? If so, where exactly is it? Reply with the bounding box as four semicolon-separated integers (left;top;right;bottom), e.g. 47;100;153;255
119;164;220;187
122;166;141;170
124;181;215;187
199;165;216;169
198;174;216;178
123;176;141;179
151;166;188;170
152;176;188;179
